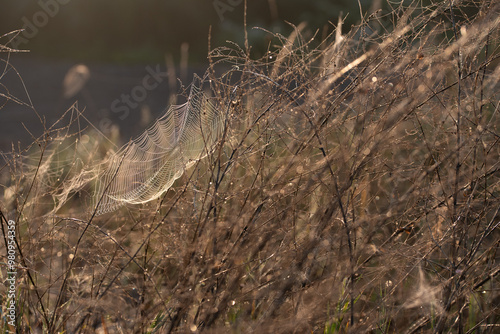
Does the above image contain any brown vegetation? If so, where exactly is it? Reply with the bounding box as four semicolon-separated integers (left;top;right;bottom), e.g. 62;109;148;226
1;1;499;332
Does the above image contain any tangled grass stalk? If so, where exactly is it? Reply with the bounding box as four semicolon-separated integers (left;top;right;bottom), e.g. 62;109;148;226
1;1;499;332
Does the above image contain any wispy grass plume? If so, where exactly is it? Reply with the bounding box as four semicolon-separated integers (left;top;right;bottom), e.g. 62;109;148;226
1;1;499;333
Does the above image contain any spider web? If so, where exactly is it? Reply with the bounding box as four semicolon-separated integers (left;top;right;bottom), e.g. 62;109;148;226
92;76;224;215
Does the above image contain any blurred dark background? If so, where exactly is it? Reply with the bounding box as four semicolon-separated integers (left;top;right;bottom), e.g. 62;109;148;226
0;0;386;150
0;0;387;63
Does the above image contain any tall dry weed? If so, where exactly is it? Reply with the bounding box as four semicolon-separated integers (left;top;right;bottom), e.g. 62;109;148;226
1;1;499;333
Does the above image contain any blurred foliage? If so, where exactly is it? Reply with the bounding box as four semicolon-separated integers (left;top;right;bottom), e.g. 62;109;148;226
0;0;385;64
3;0;476;64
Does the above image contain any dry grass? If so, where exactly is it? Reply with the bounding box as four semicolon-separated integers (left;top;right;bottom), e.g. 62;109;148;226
1;1;500;333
